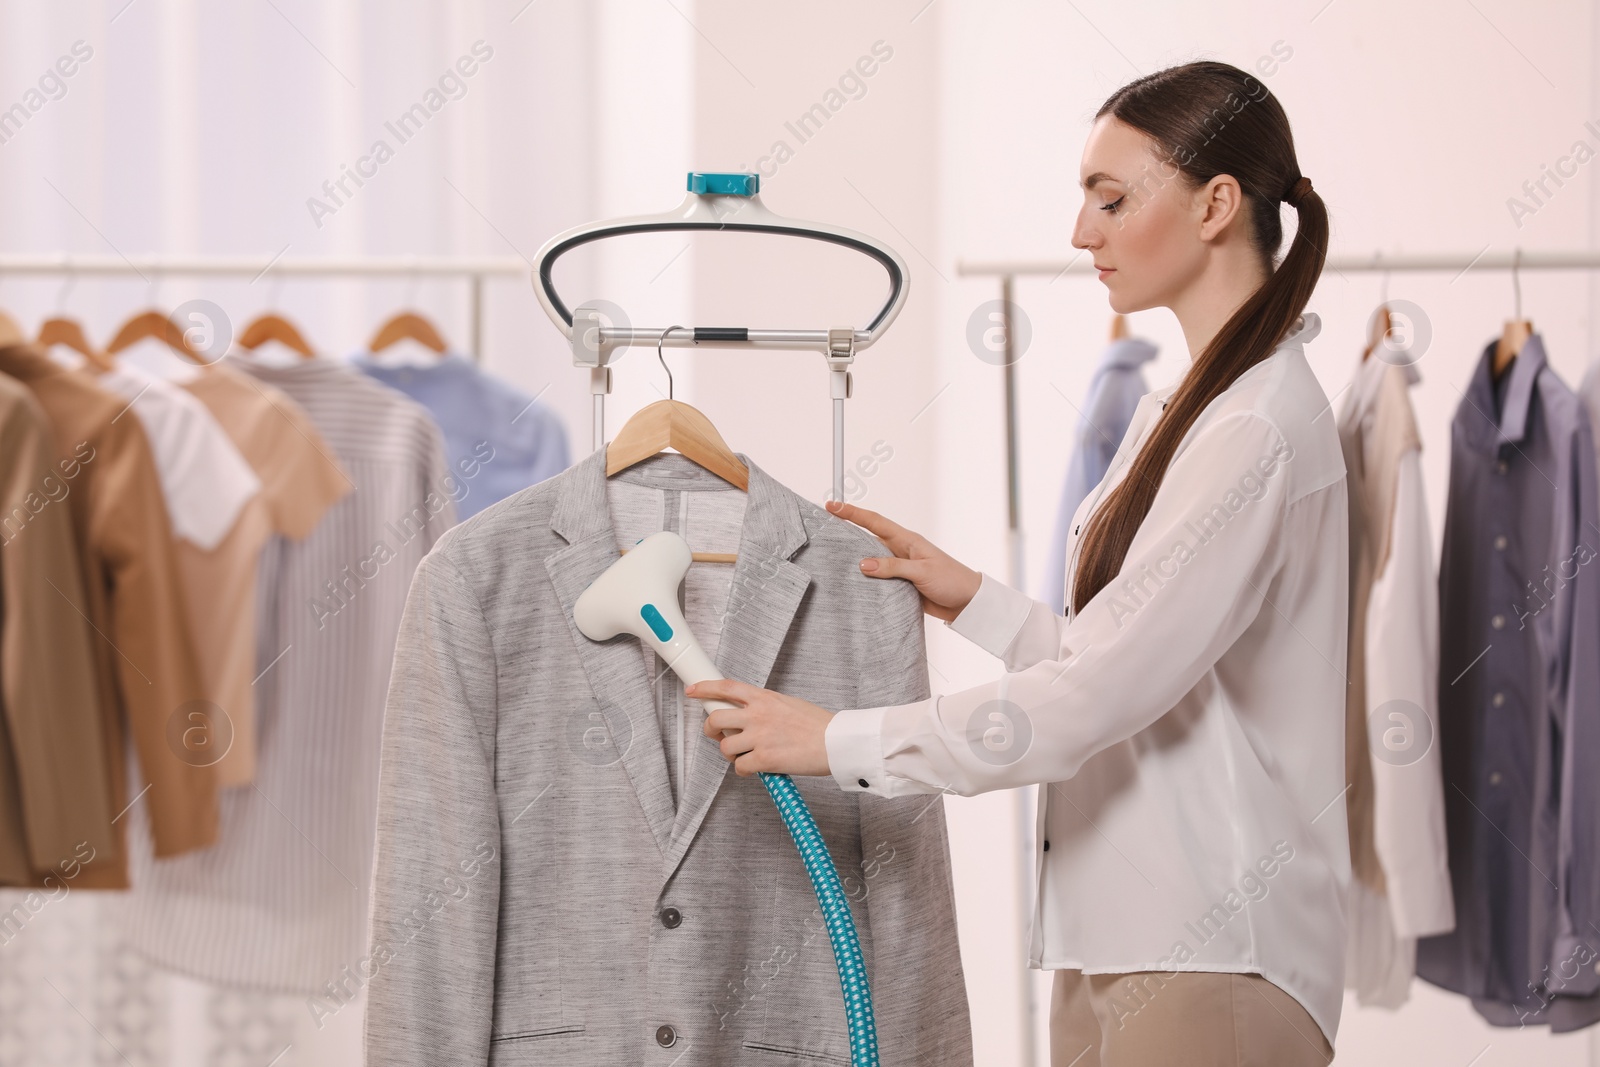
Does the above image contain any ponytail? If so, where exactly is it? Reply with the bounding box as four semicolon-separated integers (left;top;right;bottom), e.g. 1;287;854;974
1070;62;1327;615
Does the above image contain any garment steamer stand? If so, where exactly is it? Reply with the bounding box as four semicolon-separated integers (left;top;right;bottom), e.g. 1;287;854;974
531;170;909;503
531;172;911;1067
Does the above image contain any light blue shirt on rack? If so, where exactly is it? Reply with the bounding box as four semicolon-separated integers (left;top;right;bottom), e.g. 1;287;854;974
351;352;572;520
1038;335;1159;615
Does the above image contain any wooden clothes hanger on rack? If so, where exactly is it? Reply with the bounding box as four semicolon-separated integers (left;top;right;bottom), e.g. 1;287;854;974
238;311;316;359
1362;306;1393;363
368;310;448;355
611;327;747;564
1494;248;1532;379
38;315;112;371
1362;259;1394;363
106;309;210;365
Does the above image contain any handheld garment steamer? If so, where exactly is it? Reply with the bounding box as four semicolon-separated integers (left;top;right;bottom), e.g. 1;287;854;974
574;531;879;1067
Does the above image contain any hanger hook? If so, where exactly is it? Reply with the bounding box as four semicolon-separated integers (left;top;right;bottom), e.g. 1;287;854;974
1512;246;1523;321
404;257;420;307
55;262;77;312
657;325;684;400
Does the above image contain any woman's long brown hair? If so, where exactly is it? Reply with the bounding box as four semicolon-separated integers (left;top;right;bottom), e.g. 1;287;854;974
1070;60;1328;616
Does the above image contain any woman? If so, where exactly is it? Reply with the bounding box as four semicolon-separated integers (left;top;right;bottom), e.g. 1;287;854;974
690;60;1347;1066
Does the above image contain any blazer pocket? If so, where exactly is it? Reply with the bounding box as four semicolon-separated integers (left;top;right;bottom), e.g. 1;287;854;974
741;1039;853;1064
491;1024;586;1043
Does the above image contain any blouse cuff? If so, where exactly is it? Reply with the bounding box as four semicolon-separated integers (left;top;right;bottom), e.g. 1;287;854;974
825;706;890;794
947;571;1034;660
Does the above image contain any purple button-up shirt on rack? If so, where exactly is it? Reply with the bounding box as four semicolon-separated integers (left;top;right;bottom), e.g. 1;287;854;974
1415;333;1600;1031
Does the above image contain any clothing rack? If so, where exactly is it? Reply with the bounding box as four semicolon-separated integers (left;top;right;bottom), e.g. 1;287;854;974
0;254;528;361
959;247;1600;1067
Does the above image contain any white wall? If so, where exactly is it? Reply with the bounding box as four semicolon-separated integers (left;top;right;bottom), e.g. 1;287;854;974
2;1;1599;1064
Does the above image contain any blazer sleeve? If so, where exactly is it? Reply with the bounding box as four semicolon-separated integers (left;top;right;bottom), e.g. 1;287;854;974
365;549;503;1066
827;411;1293;799
850;570;974;1067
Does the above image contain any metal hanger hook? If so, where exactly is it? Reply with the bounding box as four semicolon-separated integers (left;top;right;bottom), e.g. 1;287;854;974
404;257;420;307
657;325;684;400
1512;246;1523;321
54;264;77;312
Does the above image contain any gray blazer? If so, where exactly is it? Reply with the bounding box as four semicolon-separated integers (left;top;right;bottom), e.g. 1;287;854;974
364;447;973;1066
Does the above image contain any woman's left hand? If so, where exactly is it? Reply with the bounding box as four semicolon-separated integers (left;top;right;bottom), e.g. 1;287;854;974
690;679;834;778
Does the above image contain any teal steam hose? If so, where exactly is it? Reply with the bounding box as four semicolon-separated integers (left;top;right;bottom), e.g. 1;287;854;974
571;531;879;1065
758;770;879;1067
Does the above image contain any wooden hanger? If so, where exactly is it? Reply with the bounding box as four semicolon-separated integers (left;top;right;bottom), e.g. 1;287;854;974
368;310;447;355
1495;319;1531;378
612;328;746;564
38;315;113;371
1363;259;1393;363
106;309;209;365
238;312;315;359
1109;314;1128;340
1362;305;1393;363
1494;248;1531;379
0;309;25;348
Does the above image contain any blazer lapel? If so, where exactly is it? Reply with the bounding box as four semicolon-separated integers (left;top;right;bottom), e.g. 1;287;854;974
660;459;813;881
543;446;817;881
545;448;678;858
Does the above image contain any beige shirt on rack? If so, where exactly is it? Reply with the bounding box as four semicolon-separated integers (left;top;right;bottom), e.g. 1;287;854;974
87;360;270;785
0;372;117;885
1336;345;1455;1007
0;344;215;888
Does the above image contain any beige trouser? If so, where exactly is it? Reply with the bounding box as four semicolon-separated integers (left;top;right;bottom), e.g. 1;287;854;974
1050;969;1335;1066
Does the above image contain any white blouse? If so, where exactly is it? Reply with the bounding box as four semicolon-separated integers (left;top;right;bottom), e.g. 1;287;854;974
826;313;1353;1045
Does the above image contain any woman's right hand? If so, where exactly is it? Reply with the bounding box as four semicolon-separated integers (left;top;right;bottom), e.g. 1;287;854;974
824;499;983;623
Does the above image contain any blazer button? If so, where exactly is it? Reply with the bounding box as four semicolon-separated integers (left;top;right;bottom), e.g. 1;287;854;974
1043;840;1050;851
656;1025;677;1047
858;778;869;788
660;906;682;929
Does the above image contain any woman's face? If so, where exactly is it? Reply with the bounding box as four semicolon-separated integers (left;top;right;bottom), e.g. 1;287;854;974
1071;115;1210;315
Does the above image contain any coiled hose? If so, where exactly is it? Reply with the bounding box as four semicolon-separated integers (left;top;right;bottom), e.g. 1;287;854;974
758;770;878;1067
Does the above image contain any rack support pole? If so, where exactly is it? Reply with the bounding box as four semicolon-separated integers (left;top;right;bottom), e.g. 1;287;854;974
827;328;856;504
